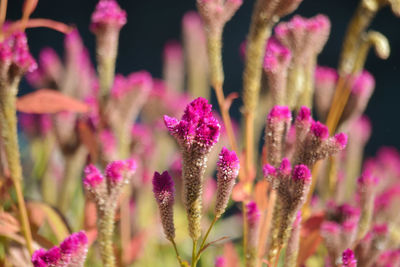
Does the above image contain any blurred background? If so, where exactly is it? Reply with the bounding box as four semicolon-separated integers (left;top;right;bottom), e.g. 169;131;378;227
6;0;400;156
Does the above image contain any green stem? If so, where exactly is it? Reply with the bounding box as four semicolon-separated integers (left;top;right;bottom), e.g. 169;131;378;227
98;206;116;267
0;81;34;255
191;239;198;267
196;216;218;261
170;239;184;266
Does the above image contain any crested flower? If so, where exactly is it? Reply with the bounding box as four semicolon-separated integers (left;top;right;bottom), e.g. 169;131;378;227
215;147;240;218
355;224;389;267
322;203;361;266
82;159;136;266
153;171;176;240
91;0;127;96
341;70;375;123
196;0;243;36
0;31;37;86
275;14;330;107
164;97;220;240
215;256;226;267
32;231;88;267
265;106;292;167
264;159;312;262
263;37;292;105
90;0;127;32
314;66;338;120
342;249;357;267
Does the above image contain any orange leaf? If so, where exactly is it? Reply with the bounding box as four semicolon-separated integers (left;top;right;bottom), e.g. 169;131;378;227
0;211;20;234
224;242;240;267
16;89;89;114
254;180;269;210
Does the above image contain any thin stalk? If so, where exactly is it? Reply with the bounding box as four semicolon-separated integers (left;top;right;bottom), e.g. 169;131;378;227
273;246;283;267
196;216;218;261
192;239;198;267
0;0;8;30
0;82;33;256
170;239;184;266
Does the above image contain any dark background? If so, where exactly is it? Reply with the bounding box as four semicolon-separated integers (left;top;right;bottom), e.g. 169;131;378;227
7;0;400;157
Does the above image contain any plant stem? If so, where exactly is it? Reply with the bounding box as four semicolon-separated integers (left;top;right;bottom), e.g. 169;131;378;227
170;239;184;266
0;82;33;255
98;205;116;267
196;216;218;261
192;239;198;267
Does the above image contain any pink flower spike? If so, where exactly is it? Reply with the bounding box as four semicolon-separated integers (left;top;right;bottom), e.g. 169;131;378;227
60;231;88;255
32;247;61;267
217;147;240;173
215;256;226;267
246;201;260;227
357;170;379;187
105;160;126;183
310;121;329;140
163;40;183;63
296;106;312;123
263;164;276;178
152;171;175;204
268;105;291;121
334;133;348;149
292;164;311;182
321;221;340;235
351;70;375;96
315;65;338;87
342;249;357;267
279;158;292;175
90;0;127;32
372;224;388;236
263;37;291;72
83;164;104;188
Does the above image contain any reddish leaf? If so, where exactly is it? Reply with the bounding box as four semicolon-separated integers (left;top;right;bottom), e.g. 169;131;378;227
297;212;325;265
297;229;323;265
16;89;89;114
122;232;147;265
254;180;270;210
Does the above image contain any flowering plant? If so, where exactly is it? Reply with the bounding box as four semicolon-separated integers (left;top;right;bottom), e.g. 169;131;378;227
0;0;399;266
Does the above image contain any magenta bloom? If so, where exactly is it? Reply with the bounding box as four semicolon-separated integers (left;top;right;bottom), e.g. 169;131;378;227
215;147;240;217
164;97;220;150
342;249;357;267
152;171;176;240
105;159;137;184
263;37;291;73
152;171;175;205
32;231;88;267
90;0;127;32
83;164;104;188
310;121;329;140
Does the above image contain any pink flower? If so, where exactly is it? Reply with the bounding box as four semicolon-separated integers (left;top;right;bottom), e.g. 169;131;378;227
90;0;127;32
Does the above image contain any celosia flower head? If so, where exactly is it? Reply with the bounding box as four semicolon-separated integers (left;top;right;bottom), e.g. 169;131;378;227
0;31;37;78
263;37;291;73
215;147;240;217
83;164;104;188
164;97;220;151
342;249;357;267
215;256;226;267
90;0;127;32
152;171;176;240
105;159;137;184
32;231;88;267
152;171;175;205
246;201;260;227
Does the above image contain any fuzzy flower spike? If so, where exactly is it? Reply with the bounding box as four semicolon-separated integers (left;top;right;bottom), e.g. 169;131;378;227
164;97;220;241
83;159;136;267
32;231;88;267
153;171;176;241
90;0;127;99
215;147;240;218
